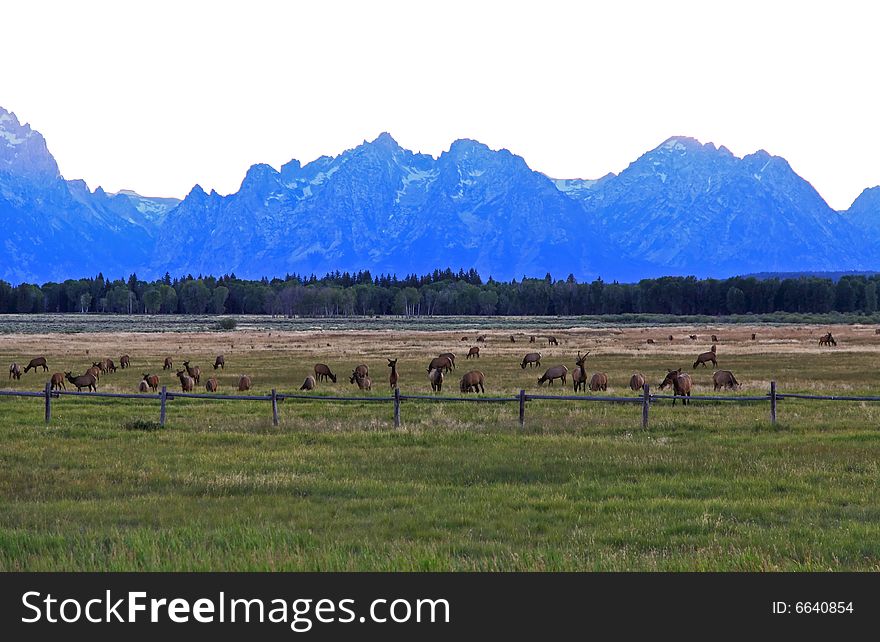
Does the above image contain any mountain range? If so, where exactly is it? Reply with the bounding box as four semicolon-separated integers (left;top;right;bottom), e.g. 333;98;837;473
2;105;878;284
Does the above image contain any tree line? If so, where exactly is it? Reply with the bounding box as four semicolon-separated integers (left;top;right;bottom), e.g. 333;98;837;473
1;269;878;317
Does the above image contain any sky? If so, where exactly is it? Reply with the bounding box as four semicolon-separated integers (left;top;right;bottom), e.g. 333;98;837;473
0;0;877;210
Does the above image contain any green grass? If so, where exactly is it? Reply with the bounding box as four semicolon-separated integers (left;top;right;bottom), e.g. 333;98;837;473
2;318;880;570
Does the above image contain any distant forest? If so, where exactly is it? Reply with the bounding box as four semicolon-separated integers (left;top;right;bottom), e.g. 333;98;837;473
1;268;879;317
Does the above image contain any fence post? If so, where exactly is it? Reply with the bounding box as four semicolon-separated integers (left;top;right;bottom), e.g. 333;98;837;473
519;389;526;428
642;383;650;430
44;380;51;424
770;380;777;425
393;387;401;428
160;385;167;426
271;388;279;426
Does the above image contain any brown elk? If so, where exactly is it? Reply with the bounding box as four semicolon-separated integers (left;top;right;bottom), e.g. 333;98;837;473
175;369;194;392
50;372;66;391
163;357;173;370
300;375;316;391
86;365;102;380
101;358;117;373
629;373;646;392
428;368;444;393
8;363;21;380
314;363;337;383
712;370;740;391
64;371;97;392
521;352;542;369
572;352;589;393
668;335;674;341
547;336;559;346
143;373;159;392
467;346;480;359
349;364;369;384
689;335;698;341
138;380;149;393
439;353;457;371
693;345;717;369
388;359;399;389
751;333;757;340
711;334;719;342
476;335;487;343
509;335;516;343
875;329;880;335
589;372;609;392
818;332;837;347
427;355;453;374
659;369;692;406
213;355;225;370
538;365;568;386
119;355;130;369
529;336;536;343
460;336;469;341
182;361;201;384
23;357;49;373
237;375;252;391
646;339;654;344
459;370;485;393
352;372;372;390
205;377;219;393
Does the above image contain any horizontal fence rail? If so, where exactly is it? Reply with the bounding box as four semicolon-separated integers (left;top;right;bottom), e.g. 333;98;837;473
3;381;880;429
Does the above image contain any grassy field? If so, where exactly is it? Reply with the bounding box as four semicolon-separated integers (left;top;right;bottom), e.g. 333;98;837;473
1;316;880;570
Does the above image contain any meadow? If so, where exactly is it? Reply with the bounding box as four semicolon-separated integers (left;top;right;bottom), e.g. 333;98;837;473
1;315;880;571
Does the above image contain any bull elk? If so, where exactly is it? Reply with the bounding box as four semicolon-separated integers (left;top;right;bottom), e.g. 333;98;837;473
142;373;159;392
64;371;97;392
572;352;589;393
388;359;399;389
213;355;225;370
182;361;201;384
314;363;337;383
693;345;717;369
8;363;21;380
629;373;646;392
428;368;444;393
119;355;130;369
659;368;692;406
23;357;49;373
300;375;316;391
50;372;66;391
467;346;480;359
538;365;568;386
459;370;485;393
175;369;194;392
521;352;542;369
712;370;740;391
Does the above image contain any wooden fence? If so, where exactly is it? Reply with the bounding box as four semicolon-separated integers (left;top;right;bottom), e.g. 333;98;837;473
4;380;880;429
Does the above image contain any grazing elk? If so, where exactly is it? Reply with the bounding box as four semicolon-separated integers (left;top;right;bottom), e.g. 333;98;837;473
388;359;399;389
818;332;837;347
659;369;692;406
427;355;453;374
521;352;542;369
163;357;173;371
572;352;589;393
589;372;609;392
476;335;487;343
459;370;485;393
460;336;469;342
437;353;457;371
64;371;97;392
23;357;49;373
467;346;480;359
138;380;149;393
629;373;646;392
300;375;316;391
213;355;225;370
693;345;717;369
547;336;559;346
119;355;131;369
101;358;117;373
8;363;21;380
237;375;252;392
352;372;372;390
689;335;698;341
175;369;194;392
349;364;369;384
712;370;740;391
182;361;201;384
538;365;568;386
205;377;219;393
314;363;337;383
50;372;66;391
143;373;159;393
428;368;444;393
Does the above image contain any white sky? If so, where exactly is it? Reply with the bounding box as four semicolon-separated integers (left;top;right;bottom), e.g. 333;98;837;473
1;0;877;210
